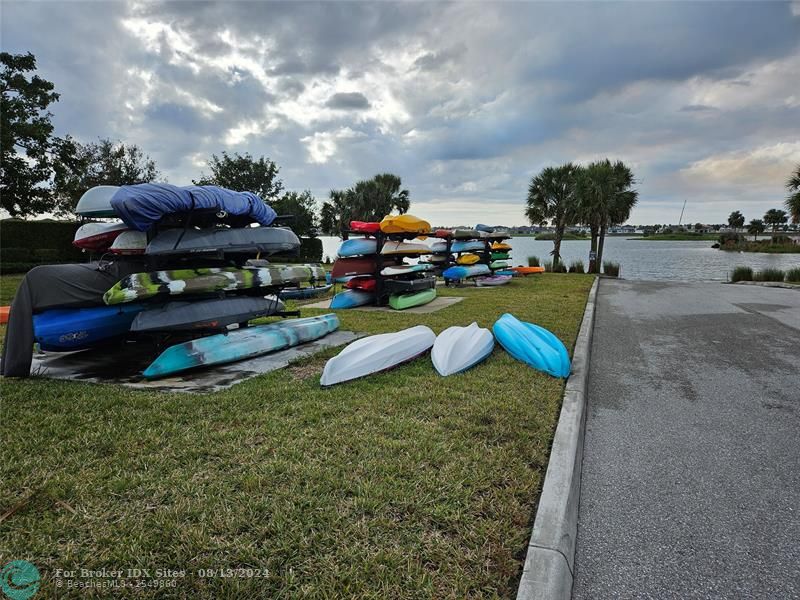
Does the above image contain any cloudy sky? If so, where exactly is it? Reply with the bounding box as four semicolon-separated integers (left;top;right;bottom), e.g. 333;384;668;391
3;1;800;225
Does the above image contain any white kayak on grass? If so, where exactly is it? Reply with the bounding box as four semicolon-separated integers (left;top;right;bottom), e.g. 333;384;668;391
431;322;495;376
320;325;436;386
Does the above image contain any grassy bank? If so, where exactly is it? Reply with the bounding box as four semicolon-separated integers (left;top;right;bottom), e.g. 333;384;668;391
533;232;588;241
719;241;800;253
629;233;719;241
1;273;593;598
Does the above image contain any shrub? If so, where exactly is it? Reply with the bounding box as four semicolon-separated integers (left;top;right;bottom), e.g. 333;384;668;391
527;255;540;267
552;262;567;273
754;268;785;282
2;247;32;262
603;261;620;277
785;267;800;283
32;248;62;262
543;260;552;272
771;235;791;245
730;266;753;282
272;236;323;263
718;232;742;246
569;260;585;273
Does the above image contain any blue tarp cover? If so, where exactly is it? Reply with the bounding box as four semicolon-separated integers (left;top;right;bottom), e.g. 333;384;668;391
110;183;277;232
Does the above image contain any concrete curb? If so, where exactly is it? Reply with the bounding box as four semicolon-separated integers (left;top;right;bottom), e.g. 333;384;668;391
516;276;599;600
731;281;799;290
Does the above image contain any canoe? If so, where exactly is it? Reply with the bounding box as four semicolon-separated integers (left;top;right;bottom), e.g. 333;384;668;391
146;226;300;256
75;185;119;217
338;238;378;257
131;297;285;333
380;263;433;276
434;229;452;238
491;252;510;260
320;325;435;386
452;229;480;240
389;288;436;310
380;241;432;255
104;265;326;305
512;266;545;275
442;264;490;280
475;224;494;233
491;242;512;251
457;253;480;265
492;313;570;378
143;313;340;378
33;303;150;351
476;275;512;287
330;289;374;309
345;276;377;292
451;240;485;253
379;214;431;235
350;220;381;233
331;257;377;279
432;322;494;376
383;277;436;294
109;230;146;254
0;305;9;325
73;221;129;251
279;284;333;299
490;260;509;270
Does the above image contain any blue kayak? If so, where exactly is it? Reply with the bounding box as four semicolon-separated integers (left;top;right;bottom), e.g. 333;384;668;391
279;284;333;300
143;314;340;378
338;238;378;257
442;264;490;280
451;240;485;253
34;304;150;351
492;313;570;378
330;289;373;309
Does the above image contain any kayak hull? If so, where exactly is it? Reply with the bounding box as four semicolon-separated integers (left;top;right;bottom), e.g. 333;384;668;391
338;238;378;257
75;185;120;217
73;221;129;251
380;241;432;255
143;313;340;378
320;325;436;386
146;226;300;256
451;240;485;253
349;220;381;233
33;303;149;351
432;322;495;376
383;277;436;294
130;297;285;333
331;257;377;279
389;288;436;310
279;284;333;299
380;263;433;276
109;230;147;254
492;313;570;378
379;214;431;234
512;266;546;275
330;289;374;309
456;253;480;265
476;275;512;286
442;264;491;280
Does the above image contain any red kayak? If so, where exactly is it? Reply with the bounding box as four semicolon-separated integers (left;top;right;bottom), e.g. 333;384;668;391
435;229;453;238
331;256;377;279
350;221;381;233
345;276;377;292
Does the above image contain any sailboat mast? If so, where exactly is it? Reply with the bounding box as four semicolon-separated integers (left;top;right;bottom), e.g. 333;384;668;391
678;199;687;226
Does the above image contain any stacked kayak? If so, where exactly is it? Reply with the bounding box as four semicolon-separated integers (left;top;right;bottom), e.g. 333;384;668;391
442;264;490;281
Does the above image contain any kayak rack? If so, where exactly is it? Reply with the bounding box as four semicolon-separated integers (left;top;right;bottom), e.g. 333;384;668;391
440;232;513;286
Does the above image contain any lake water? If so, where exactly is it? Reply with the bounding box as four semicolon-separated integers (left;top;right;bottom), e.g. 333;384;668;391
318;236;800;282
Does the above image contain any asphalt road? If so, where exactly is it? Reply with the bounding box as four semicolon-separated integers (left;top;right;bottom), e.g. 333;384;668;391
573;280;800;599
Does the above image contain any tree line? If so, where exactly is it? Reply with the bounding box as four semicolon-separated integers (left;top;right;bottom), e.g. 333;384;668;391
0;51;409;238
525;161;638;273
727;203;798;240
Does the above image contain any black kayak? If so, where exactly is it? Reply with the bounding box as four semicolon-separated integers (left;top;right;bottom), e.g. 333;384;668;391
130;296;285;333
146;226;300;256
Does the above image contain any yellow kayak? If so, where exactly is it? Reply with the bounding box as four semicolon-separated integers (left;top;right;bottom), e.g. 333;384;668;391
457;253;480;265
380;214;431;234
491;242;512;251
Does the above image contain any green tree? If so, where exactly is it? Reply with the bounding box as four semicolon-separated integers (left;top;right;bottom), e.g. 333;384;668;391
727;210;745;231
785;164;799;224
763;208;788;232
747;218;765;240
694;222;704;232
577;160;638;273
194;151;284;201
0;51;76;216
272;190;318;237
53;138;159;214
525;163;580;268
320;173;410;236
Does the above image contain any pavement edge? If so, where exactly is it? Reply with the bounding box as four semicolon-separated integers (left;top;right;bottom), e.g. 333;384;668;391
516;276;599;600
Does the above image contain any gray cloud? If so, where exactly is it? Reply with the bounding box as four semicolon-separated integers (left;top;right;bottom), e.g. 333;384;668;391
325;92;370;110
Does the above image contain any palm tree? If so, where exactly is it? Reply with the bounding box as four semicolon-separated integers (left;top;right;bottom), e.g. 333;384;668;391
525;163;580;268
576;160;638;273
747;219;765;240
786;164;800;224
763;208;788;232
727;210;745;231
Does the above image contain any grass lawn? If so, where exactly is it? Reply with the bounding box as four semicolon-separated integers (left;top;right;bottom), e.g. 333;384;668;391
1;273;593;598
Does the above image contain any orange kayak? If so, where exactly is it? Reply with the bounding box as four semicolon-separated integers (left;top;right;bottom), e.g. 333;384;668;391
512;266;545;275
0;305;9;325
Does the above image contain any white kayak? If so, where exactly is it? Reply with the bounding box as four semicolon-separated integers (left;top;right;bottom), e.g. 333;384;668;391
380;263;433;276
72;220;129;251
109;230;147;254
431;322;495;376
380;241;432;255
320;325;436;386
75;185;119;217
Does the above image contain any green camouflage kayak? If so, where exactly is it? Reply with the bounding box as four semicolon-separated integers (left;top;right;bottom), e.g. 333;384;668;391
104;264;326;305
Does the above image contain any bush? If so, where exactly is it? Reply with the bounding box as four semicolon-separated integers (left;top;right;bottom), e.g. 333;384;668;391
527;255;540;267
771;235;792;245
568;260;585;273
730;266;753;282
603;261;620;277
0;219;84;262
718;232;742;246
543;260;566;273
272;237;323;263
785;267;800;283
2;247;32;262
32;248;62;262
754;268;785;282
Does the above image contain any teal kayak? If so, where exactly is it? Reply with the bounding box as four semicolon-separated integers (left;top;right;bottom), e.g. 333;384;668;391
492;313;570;378
143;314;339;378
